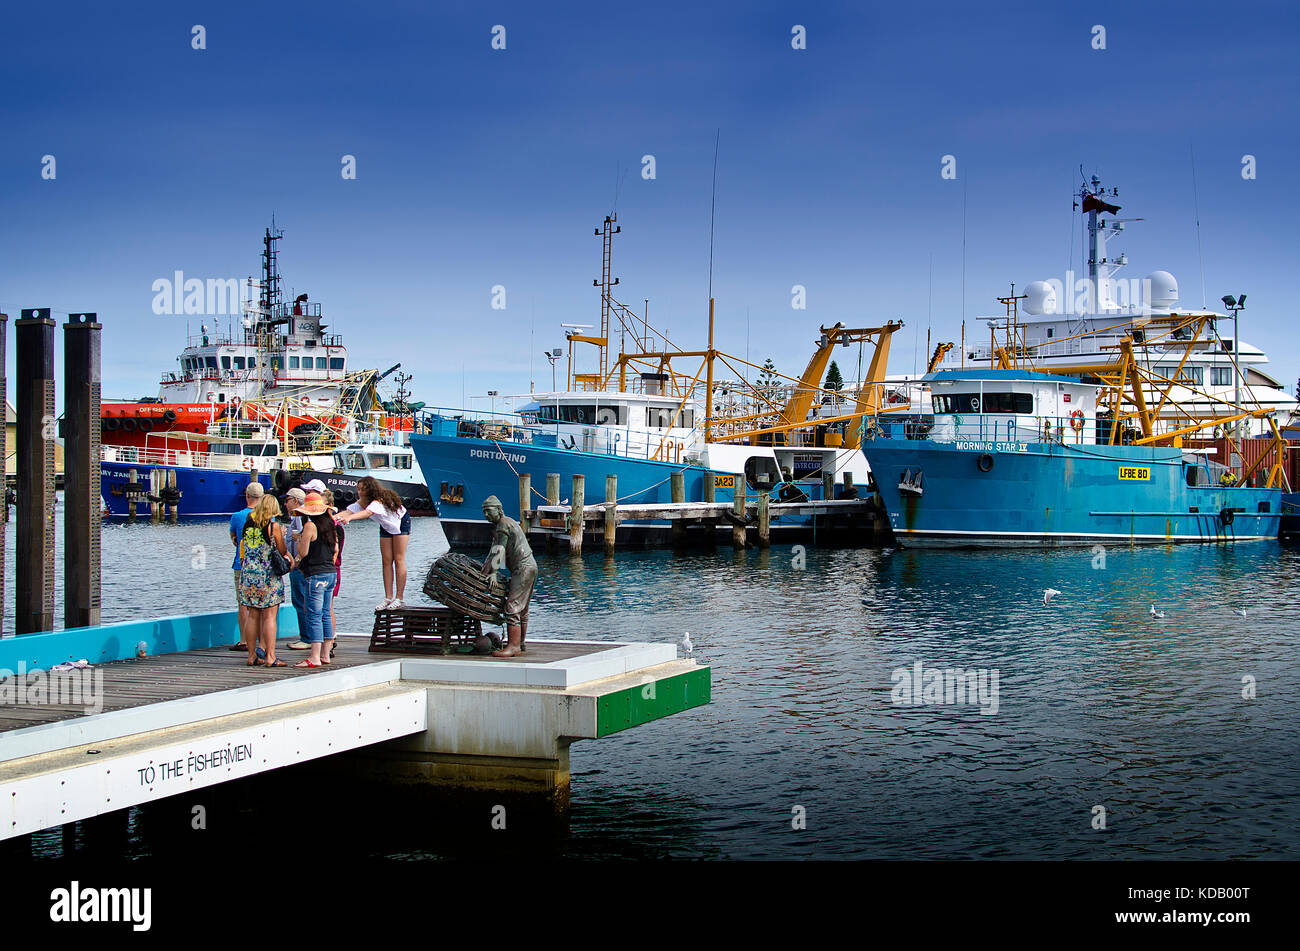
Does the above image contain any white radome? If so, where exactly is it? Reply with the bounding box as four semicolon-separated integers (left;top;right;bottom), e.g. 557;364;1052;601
1145;270;1178;311
1024;281;1057;316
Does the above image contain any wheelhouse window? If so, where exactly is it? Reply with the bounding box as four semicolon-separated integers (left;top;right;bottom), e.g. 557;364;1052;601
316;357;328;369
221;356;231;370
329;358;344;370
394;454;413;470
1160;365;1204;386
367;453;391;468
343;452;367;468
932;391;1033;414
1210;367;1233;387
234;357;246;370
289;356;300;369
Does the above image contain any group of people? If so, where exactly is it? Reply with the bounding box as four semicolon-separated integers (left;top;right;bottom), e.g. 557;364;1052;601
230;476;411;668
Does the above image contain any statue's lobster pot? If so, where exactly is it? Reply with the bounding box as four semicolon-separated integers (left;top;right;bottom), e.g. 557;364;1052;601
369;606;484;655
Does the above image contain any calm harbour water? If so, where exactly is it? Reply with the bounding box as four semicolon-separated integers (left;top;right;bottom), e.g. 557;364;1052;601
8;504;1300;860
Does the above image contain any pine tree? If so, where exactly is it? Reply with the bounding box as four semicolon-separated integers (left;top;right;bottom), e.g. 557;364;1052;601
824;360;844;391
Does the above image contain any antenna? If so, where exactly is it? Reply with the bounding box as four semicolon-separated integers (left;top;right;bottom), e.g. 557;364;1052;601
1190;143;1207;309
708;129;720;300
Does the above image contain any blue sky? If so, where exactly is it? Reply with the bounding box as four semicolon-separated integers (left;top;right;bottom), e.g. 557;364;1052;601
2;0;1298;409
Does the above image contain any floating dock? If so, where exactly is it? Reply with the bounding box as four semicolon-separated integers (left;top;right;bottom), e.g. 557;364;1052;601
0;609;710;841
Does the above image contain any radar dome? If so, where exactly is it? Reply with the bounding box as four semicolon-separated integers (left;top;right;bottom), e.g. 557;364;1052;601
1146;271;1178;310
1023;281;1057;316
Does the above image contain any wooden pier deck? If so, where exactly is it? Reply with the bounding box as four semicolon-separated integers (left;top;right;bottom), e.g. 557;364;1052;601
0;617;710;837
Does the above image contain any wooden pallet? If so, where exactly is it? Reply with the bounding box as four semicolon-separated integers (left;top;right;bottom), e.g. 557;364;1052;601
368;606;484;655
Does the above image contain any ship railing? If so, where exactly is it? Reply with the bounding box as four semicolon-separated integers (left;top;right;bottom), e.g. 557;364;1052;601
420;405;702;465
103;444;217;469
865;413;1116;447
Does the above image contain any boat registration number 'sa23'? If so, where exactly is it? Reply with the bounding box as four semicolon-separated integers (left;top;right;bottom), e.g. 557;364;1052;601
1118;466;1151;481
714;475;735;489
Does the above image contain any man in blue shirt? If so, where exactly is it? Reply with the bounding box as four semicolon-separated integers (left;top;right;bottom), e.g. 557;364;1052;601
229;481;265;650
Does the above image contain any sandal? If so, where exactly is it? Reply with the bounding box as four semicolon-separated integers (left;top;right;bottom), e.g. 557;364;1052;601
293;660;320;668
264;658;287;667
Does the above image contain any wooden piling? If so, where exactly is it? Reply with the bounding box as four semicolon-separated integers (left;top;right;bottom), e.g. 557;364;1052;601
843;472;854;496
732;479;747;549
604;474;617;553
758;490;771;548
150;470;162;522
127;468;139;521
823;470;835;502
0;312;6;628
63;312;102;629
703;471;715;503
569;474;584;554
546;473;560;507
670;471;686;546
166;469;179;521
15;309;56;634
518;473;531;530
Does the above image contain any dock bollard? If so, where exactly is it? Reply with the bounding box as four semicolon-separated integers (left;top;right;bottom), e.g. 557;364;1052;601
758;489;771;548
604;474;617;553
732;479;747;549
518;473;531;530
670;471;686;546
569;473;584;555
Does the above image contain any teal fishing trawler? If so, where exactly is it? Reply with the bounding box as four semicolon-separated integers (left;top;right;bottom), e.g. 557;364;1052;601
863;312;1288;547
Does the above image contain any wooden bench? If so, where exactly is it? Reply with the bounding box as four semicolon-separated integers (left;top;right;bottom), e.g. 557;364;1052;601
369;606;485;655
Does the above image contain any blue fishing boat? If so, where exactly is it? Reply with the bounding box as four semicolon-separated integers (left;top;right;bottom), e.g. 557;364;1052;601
409;214;900;545
863;367;1284;547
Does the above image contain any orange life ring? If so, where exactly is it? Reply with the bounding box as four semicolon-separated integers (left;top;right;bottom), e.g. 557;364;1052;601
1069;410;1085;432
241;457;255;471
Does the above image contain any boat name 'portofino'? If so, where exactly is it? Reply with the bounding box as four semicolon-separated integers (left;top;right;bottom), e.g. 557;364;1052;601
470;448;527;464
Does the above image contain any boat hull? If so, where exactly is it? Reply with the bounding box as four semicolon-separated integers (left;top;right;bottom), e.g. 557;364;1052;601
863;439;1282;547
102;462;274;517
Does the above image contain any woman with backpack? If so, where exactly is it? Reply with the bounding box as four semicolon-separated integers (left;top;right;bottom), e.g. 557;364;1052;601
290;491;339;668
239;494;290;668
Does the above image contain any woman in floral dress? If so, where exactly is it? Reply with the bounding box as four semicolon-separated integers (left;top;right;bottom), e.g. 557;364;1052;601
239;495;289;667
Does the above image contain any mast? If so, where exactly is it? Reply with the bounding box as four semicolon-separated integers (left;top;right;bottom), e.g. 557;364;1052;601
705;297;715;442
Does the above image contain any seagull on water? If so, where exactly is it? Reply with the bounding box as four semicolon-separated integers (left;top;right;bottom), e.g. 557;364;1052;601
1043;589;1061;605
681;632;694;656
1234;607;1249;618
1149;604;1165;619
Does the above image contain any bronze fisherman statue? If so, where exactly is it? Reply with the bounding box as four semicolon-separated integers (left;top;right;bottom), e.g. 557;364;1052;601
480;495;537;657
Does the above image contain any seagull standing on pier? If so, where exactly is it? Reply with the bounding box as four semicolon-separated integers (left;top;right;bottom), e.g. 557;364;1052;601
1149;604;1165;619
1043;589;1061;605
681;632;693;656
